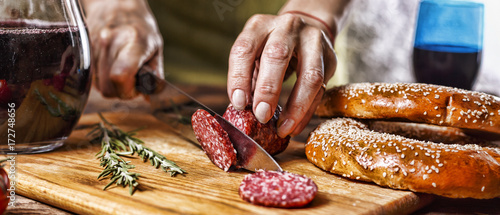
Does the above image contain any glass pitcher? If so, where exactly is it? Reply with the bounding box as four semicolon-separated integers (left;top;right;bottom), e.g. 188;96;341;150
0;0;92;153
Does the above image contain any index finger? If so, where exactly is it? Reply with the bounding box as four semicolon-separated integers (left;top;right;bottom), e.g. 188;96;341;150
252;14;302;123
227;14;270;110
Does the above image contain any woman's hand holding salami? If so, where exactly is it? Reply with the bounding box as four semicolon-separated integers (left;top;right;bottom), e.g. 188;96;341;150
227;0;351;138
82;0;164;99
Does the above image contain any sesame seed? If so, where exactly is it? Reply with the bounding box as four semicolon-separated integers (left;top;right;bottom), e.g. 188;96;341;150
482;186;485;192
423;174;429;180
432;183;436;187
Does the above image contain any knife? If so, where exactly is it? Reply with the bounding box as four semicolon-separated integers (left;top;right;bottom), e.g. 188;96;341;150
135;67;283;172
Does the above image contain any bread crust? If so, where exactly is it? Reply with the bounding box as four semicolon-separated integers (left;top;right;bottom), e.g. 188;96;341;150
306;118;500;199
315;83;500;135
367;121;492;146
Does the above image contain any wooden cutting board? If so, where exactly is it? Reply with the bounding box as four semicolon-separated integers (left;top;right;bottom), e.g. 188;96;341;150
8;112;433;215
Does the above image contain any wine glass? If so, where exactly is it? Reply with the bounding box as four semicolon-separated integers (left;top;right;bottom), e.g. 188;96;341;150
0;0;91;153
412;0;484;90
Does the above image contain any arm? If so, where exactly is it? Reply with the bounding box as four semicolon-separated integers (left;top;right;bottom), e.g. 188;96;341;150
227;0;352;138
280;0;352;39
81;0;164;99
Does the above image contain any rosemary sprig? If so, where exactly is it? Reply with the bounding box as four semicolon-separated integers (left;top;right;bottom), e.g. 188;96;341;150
107;119;187;176
92;121;140;195
88;113;186;195
122;134;186;176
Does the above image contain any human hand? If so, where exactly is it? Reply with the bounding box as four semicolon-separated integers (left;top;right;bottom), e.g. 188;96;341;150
84;0;163;99
227;13;337;138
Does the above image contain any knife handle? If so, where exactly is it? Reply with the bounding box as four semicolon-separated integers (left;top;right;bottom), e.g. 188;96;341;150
135;66;164;95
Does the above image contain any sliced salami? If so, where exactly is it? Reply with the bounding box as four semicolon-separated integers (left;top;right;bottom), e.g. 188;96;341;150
191;109;237;171
239;170;318;208
223;104;289;155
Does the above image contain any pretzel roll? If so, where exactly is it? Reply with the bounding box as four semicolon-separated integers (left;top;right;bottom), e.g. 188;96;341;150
306;118;500;199
315;83;500;135
367;121;491;146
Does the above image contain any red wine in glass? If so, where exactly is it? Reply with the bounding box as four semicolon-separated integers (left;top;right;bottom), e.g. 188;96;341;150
413;44;482;90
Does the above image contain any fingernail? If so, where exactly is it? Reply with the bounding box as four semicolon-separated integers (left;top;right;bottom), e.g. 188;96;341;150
255;102;271;123
232;89;246;110
278;118;295;138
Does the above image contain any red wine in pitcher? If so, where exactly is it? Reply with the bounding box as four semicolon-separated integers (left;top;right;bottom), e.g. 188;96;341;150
413;44;482;90
0;20;91;145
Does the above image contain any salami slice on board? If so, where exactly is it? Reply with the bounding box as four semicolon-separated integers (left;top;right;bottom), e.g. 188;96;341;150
239;170;318;208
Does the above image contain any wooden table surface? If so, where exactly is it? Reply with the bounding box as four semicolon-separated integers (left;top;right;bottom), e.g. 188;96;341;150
4;86;500;215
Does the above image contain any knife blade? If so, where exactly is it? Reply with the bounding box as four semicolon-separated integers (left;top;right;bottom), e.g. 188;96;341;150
135;67;283;172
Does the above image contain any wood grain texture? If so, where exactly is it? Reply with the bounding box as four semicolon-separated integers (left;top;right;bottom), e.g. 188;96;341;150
5;196;72;215
7;112;433;215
